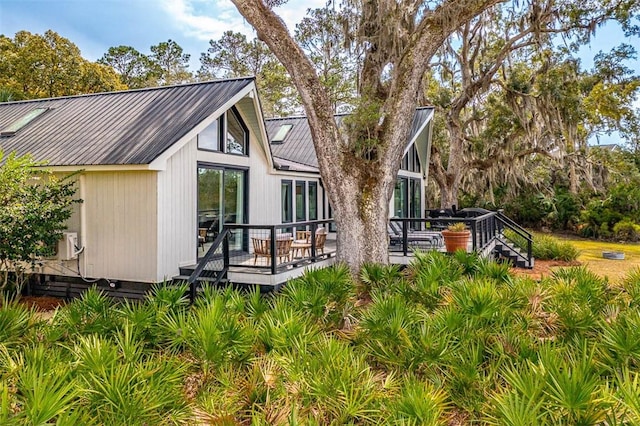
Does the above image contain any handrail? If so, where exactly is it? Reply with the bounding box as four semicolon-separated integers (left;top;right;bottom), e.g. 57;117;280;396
390;211;532;267
188;228;230;302
495;211;533;266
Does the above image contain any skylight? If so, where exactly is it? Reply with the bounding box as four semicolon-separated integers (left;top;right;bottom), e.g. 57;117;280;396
1;108;48;137
271;124;293;144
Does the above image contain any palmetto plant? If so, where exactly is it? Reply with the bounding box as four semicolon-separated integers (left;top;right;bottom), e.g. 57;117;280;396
0;296;37;347
60;286;120;336
81;355;191;425
358;293;425;369
598;310;640;369
388;375;449;425
257;299;321;355
300;337;383;424
8;258;640;424
360;262;403;293
189;297;255;368
547;267;610;339
542;345;609;424
0;343;81;425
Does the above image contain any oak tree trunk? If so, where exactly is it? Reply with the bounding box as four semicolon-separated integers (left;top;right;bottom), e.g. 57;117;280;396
231;0;503;273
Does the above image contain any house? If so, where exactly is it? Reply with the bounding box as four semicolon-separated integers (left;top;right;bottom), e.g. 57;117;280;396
0;78;434;291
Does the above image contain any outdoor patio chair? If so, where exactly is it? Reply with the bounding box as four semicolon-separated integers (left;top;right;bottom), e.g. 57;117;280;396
252;236;293;265
292;228;327;258
388;220;443;248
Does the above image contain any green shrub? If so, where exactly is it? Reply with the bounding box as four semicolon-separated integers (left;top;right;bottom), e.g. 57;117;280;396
613;220;640;242
505;231;579;261
0;151;79;294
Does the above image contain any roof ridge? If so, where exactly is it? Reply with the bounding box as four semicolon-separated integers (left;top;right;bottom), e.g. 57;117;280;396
0;77;255;106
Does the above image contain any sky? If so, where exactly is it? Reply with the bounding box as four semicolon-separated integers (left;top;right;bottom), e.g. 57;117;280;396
0;0;326;70
1;0;637;75
0;0;638;144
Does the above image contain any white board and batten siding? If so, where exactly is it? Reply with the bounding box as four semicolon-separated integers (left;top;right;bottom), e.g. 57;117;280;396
82;171;158;282
156;139;198;281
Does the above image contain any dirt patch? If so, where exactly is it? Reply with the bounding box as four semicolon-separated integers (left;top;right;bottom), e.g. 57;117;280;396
19;296;65;312
510;259;581;281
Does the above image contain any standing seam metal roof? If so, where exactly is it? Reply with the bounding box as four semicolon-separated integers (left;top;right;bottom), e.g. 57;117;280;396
265;107;433;168
0;78;254;166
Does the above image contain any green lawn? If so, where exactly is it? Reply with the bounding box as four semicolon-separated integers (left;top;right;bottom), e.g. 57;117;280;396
554;235;640;283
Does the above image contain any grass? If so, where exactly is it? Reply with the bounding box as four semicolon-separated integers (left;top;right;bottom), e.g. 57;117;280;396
554;235;640;283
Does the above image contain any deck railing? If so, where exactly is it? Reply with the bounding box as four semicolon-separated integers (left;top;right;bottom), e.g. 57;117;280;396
188;211;532;296
389;210;531;263
224;219;336;274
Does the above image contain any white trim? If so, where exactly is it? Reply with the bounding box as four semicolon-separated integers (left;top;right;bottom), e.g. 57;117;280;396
40;164;154;172
148;82;258;170
250;92;275;169
403;109;434;155
271;169;320;177
398;170;423;179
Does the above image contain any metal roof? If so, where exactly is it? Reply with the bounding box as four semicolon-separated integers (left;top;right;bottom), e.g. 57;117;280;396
265;107;434;169
0;78;254;166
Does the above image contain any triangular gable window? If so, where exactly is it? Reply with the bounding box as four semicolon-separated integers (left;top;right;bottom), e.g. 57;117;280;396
1;108;48;137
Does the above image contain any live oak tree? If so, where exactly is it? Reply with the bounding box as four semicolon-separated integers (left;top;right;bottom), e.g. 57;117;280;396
426;0;640;208
0;30;125;99
230;0;503;271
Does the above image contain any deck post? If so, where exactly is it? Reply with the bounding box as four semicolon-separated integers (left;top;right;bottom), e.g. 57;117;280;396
223;232;229;269
470;220;477;251
270;226;277;275
310;222;317;259
402;219;408;256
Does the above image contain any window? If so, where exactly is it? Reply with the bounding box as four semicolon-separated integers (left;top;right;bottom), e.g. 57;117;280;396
226;108;248;154
271;124;293;144
410;178;421;219
394;178;407;217
394;176;422;219
308;182;318;220
1;108;48;137
197;118;221;151
281;180;293;223
296;181;306;222
400;145;421;173
197;107;248;155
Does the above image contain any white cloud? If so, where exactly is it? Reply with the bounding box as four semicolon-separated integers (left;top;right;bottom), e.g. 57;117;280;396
159;0;254;41
274;0;327;32
159;0;327;42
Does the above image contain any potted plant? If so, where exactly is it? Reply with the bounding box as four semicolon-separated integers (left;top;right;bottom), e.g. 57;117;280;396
441;222;471;253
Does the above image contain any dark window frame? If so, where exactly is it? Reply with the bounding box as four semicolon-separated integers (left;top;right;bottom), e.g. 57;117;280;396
196;106;250;157
308;181;318;220
281;180;293;224
196;162;249;259
295;180;306;222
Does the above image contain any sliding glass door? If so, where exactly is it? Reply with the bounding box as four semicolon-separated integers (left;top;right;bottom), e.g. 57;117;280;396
197;165;247;256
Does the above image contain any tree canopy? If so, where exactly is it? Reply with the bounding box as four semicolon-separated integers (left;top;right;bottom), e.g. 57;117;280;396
0;30;126;99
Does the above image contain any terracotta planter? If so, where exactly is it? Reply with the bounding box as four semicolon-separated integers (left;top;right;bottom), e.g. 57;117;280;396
441;230;471;253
